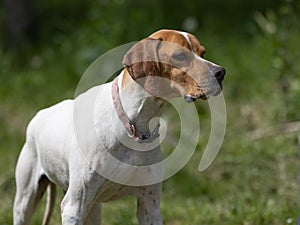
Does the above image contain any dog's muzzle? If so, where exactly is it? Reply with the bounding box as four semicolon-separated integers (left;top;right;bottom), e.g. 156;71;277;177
184;66;226;103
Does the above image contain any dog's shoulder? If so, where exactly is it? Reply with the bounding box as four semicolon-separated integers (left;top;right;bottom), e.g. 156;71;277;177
26;100;74;136
36;99;74;119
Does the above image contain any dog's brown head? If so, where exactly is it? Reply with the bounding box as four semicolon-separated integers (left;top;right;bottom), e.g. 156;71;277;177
122;29;226;102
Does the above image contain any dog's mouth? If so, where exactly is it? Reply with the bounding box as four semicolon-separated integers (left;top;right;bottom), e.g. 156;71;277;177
183;78;225;103
184;95;196;103
184;86;223;103
184;94;207;103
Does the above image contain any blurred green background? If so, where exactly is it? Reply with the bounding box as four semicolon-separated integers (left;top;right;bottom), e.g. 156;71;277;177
1;0;300;224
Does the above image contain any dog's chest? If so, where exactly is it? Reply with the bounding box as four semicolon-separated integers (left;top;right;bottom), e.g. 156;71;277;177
109;144;162;167
95;181;129;202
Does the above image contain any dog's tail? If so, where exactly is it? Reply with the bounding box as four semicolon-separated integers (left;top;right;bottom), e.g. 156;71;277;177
42;182;56;225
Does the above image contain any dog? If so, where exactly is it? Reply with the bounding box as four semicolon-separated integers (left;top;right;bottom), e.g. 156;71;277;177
13;29;225;225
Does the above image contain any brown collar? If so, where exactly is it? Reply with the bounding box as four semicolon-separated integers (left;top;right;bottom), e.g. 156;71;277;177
111;76;160;141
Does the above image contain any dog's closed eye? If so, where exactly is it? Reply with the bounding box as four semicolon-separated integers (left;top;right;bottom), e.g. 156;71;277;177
172;52;188;61
171;51;192;68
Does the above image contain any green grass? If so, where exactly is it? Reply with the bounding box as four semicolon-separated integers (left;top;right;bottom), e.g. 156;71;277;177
1;5;300;224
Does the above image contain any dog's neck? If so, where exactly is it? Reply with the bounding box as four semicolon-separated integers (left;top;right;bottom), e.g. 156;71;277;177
117;69;164;135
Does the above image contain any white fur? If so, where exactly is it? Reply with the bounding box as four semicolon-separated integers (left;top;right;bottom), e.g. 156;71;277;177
13;70;163;225
13;30;224;225
178;31;192;47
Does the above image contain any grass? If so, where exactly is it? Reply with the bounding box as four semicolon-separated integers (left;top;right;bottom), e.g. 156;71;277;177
2;134;298;225
0;12;300;225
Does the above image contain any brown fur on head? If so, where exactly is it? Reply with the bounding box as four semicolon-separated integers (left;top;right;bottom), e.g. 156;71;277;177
122;29;226;101
122;38;162;96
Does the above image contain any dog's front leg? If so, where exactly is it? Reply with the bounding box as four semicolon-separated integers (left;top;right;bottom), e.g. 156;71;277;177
61;189;90;225
61;186;102;225
136;185;163;225
60;171;103;225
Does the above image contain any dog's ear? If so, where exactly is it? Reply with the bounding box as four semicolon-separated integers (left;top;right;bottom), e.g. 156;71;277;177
122;38;161;96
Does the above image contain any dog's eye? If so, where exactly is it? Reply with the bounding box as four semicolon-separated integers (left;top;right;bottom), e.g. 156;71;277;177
172;52;187;61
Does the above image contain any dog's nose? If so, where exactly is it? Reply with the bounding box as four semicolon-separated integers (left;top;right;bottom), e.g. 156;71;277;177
213;67;226;82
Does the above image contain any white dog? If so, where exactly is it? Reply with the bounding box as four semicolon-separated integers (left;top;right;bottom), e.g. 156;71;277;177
13;29;225;225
